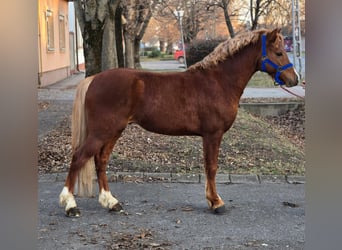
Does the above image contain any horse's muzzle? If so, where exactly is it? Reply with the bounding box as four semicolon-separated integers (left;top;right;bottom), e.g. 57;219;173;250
283;70;299;87
288;73;299;87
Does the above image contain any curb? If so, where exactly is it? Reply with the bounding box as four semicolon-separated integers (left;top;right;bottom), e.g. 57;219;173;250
239;102;304;117
39;172;305;185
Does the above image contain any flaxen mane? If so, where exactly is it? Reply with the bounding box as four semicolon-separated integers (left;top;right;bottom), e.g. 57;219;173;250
188;29;268;71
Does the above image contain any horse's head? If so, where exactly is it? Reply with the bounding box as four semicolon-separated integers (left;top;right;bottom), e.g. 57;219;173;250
259;28;299;87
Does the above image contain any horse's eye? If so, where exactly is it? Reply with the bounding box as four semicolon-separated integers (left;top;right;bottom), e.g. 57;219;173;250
276;52;283;57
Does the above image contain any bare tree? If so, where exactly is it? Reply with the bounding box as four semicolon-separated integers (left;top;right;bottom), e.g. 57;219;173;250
121;0;157;68
74;0;121;76
207;0;236;38
249;0;278;30
182;1;205;43
150;0;181;48
152;0;209;44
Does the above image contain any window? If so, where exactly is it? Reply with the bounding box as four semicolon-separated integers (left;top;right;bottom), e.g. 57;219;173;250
59;14;66;51
46;10;54;51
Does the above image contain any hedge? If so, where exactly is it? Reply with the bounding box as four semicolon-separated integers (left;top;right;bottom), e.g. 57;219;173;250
186;39;225;67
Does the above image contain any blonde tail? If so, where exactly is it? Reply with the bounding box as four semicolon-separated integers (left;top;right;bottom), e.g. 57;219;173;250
71;76;96;197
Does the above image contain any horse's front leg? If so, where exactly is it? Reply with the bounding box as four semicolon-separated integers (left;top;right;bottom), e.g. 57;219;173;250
202;133;226;214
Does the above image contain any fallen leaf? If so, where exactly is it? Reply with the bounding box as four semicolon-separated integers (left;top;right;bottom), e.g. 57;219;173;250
282;201;299;207
181;206;194;212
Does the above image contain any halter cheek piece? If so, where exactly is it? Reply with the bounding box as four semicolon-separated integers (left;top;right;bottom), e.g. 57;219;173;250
261;34;293;86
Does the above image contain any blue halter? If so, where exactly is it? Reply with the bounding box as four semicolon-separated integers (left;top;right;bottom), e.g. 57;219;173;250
261;34;293;86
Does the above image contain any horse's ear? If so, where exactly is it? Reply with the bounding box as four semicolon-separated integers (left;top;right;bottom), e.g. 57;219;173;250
268;28;280;43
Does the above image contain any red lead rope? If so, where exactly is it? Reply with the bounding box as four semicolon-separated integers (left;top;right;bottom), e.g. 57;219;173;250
280;81;305;99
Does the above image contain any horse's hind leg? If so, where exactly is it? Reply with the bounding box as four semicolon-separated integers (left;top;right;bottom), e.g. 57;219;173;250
59;137;102;217
95;135;123;212
202;133;226;214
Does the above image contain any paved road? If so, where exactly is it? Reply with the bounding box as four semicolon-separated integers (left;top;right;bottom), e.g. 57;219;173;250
242;86;304;99
141;60;185;71
39;174;304;249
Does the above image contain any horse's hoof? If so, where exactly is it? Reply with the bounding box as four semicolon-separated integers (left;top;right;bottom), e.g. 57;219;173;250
213;205;226;214
109;203;123;212
66;207;81;217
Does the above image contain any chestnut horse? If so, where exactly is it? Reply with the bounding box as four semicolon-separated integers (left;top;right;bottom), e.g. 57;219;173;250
59;28;298;217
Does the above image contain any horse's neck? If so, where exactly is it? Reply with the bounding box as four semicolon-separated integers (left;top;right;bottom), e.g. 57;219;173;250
216;45;259;97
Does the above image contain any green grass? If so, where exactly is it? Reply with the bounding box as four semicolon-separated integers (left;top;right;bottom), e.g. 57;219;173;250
219;110;305;175
139;57;161;62
247;72;277;88
140;53;174;61
160;54;174;60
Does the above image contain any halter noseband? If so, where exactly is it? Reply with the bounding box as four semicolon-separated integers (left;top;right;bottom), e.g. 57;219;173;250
261;34;293;86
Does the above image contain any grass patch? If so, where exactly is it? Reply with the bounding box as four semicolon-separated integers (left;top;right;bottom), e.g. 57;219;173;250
247;72;276;88
219;110;304;175
140;54;174;62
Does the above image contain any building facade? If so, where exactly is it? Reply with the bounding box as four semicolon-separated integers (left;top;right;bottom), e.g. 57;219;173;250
68;1;85;74
38;0;70;87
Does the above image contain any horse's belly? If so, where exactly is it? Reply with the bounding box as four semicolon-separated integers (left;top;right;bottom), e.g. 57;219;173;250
135;113;200;136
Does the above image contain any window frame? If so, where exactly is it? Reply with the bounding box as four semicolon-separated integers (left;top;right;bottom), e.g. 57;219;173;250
58;14;66;52
46;9;55;52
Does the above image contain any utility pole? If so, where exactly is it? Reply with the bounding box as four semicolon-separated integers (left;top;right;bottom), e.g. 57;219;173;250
292;0;303;80
174;10;187;68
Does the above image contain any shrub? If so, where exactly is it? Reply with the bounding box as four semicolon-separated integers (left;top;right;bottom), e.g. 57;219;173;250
147;48;161;58
186;39;225;67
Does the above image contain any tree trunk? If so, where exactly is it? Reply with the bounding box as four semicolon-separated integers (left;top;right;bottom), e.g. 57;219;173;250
122;0;154;69
102;13;118;71
83;24;103;77
166;38;173;54
159;40;165;52
134;38;141;69
124;32;135;68
74;0;121;76
250;0;260;30
222;1;235;38
115;6;124;68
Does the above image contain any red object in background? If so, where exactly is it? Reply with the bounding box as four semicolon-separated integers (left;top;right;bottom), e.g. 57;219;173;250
174;50;185;63
284;36;293;52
